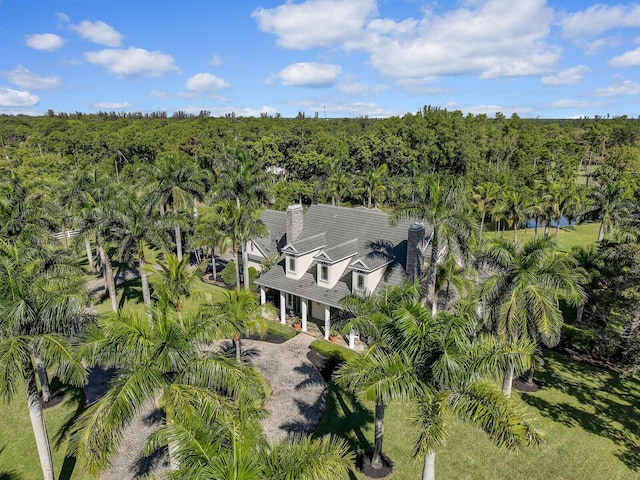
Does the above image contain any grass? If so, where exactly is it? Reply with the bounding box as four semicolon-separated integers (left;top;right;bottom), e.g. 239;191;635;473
315;349;640;480
486;221;600;252
0;382;95;480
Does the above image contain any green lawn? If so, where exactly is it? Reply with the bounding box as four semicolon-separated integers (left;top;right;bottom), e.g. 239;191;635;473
0;383;95;480
486;221;600;252
315;349;640;480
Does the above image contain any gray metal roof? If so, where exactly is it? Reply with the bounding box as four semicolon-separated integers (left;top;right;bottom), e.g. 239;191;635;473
315;238;359;264
255;204;433;306
254;210;287;256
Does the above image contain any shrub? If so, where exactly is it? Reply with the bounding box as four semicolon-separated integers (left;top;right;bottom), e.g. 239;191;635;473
221;260;236;286
560;324;596;354
248;266;258;288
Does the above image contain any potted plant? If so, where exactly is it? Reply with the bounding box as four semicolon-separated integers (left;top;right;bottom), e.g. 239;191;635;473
293;320;301;331
329;331;339;343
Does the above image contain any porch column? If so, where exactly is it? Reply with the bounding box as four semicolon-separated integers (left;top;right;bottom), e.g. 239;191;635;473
280;291;286;324
324;304;331;340
349;330;356;350
259;286;266;305
301;298;308;332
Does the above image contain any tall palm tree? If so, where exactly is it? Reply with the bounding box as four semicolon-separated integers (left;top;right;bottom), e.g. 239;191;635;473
388;301;541;480
69;306;261;474
141;152;207;260
204;289;269;362
111;187;172;307
212;200;267;292
148;253;203;324
590;166;636;242
392;175;474;315
434;254;476;310
335;348;423;470
360;163;388;208
472;181;500;238
491;188;530;242
476;237;585;395
0;240;89;480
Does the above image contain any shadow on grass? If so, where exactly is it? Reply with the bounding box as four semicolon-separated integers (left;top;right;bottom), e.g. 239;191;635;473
314;383;373;454
521;350;640;471
0;472;22;480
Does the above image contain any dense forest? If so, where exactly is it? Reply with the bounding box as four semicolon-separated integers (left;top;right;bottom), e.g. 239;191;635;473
1;107;640;478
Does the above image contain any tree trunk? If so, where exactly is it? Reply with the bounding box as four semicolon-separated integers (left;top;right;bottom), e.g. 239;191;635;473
84;236;95;273
544;222;550;239
34;355;51;403
513;224;518;243
368;192;372;209
555;218;561;239
426;236;438;315
371;402;385;469
421;449;436;480
175;224;183;262
234;334;242;362
576;302;585;324
502;363;514;397
139;256;151;308
242;243;250;291
177;298;184;326
598;221;605;242
100;245;118;313
211;248;217;282
61;224;69;249
479;208;486;237
233;246;241;293
527;365;535;384
26;372;55;480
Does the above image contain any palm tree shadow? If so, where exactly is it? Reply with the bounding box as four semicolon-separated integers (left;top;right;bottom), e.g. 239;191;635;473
0;446;22;480
313;383;373;453
133;409;169;478
520;351;640;471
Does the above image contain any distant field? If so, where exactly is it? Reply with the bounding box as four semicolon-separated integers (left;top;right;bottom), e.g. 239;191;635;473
486;221;600;252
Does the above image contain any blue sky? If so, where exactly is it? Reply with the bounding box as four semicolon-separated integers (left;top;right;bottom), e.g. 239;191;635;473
1;0;639;118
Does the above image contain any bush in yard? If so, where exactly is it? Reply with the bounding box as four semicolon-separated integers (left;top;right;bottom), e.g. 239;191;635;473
221;260;236;286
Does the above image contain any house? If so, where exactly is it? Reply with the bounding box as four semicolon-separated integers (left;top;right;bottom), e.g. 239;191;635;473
253;204;432;348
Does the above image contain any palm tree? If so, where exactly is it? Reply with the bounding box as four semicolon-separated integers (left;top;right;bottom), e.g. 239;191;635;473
111;187;172;307
147;389;355;479
204;289;269;362
141;152;207;260
335;348;423;470
0;241;89;480
360;163;388;208
476;237;585;396
491;188;530;242
148;253;203;324
472;181;500;238
69;306;261;474
434;254;476;310
590;166;636;242
212;200;267;292
193;209;232;283
392;175;474;315
388;301;541;480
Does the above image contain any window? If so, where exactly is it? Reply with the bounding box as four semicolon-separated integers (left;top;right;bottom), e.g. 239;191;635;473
354;272;366;294
288;256;296;273
319;264;329;282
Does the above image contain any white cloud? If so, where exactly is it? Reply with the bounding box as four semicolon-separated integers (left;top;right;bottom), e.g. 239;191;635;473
593;80;640;97
338;81;370;97
541;65;591;86
93;102;132;109
561;3;640;39
0;87;39;107
552;99;603;108
278;62;342;87
25;33;64;51
365;0;558;80
252;0;377;49
85;48;180;78
209;54;223;66
3;65;62;90
71;20;124;47
610;46;640;67
185;73;231;92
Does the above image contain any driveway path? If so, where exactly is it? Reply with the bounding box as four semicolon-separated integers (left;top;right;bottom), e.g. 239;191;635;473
91;332;325;479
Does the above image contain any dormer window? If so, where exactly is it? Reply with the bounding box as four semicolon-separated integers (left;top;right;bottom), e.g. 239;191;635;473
319;264;329;283
354;271;366;295
288;257;296;273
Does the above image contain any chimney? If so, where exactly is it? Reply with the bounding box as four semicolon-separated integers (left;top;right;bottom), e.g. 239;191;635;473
406;222;425;280
286;204;303;243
